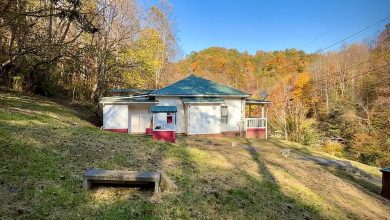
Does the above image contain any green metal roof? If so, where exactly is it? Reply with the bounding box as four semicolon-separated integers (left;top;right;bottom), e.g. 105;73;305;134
381;167;390;173
151;106;177;113
181;97;225;104
109;88;155;94
150;75;250;97
100;96;158;104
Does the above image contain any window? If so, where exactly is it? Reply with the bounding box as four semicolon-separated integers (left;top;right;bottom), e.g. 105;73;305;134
221;106;228;124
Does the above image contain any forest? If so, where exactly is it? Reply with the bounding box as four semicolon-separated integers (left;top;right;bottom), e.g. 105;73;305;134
1;0;389;166
0;0;177;103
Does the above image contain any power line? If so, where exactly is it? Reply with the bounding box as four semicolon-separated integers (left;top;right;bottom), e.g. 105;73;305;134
300;4;366;50
311;52;389;85
272;14;390;74
269;63;390;106
314;15;390;54
296;64;389;101
312;61;367;84
274;51;388;88
271;45;390;91
266;15;390;106
317;63;390;89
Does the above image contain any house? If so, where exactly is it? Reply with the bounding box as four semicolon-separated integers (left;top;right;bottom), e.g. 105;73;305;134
99;74;270;139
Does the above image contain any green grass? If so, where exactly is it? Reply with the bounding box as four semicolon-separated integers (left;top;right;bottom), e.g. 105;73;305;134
0;92;389;219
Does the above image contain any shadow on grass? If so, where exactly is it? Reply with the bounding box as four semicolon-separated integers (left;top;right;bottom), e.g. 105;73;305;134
259;138;383;196
0;92;100;126
239;138;323;219
326;167;382;195
0;115;170;218
1;108;383;219
0;91;382;218
91;142;201;219
90;138;323;219
58;101;101;126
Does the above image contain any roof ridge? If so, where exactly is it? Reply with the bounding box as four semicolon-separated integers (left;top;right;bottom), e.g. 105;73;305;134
151;74;196;95
190;74;249;94
150;74;250;97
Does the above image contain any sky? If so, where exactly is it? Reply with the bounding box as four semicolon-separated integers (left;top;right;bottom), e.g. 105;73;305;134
166;0;390;57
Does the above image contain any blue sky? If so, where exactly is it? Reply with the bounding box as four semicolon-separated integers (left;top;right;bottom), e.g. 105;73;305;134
166;0;390;56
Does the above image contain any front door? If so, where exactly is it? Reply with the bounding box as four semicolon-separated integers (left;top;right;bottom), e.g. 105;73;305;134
129;105;152;133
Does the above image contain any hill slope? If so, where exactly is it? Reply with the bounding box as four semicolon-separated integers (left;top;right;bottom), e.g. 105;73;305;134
0;92;389;219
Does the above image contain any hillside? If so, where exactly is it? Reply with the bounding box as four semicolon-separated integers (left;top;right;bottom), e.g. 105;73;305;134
0;92;389;219
173;33;390;167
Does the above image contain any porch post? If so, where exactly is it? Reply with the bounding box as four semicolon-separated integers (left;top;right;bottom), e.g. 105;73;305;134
261;105;265;118
187;105;190;135
152;114;155;129
174;113;177;131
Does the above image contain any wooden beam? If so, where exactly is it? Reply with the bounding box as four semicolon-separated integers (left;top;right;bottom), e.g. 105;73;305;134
83;168;161;193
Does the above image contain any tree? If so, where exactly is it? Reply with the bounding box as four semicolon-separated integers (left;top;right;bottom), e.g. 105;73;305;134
0;0;97;94
0;0;177;103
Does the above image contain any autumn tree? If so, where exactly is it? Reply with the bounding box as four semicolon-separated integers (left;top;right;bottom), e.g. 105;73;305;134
0;0;177;103
0;0;97;94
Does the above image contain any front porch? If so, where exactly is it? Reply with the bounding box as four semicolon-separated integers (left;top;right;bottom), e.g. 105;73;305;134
244;118;267;139
244;99;270;139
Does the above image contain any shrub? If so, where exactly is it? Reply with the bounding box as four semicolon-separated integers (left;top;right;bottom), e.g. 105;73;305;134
322;141;344;158
300;119;320;146
352;132;390;167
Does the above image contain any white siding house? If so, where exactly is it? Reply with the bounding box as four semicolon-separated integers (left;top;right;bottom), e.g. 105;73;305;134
100;75;269;138
187;104;221;134
221;98;245;133
103;105;128;131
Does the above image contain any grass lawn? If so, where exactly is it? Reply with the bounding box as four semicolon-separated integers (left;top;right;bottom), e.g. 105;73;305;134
1;92;389;219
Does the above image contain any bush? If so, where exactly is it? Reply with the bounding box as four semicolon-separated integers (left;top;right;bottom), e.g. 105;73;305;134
300;119;320;145
352;132;390;167
322;141;344;158
12;76;23;92
357;152;381;166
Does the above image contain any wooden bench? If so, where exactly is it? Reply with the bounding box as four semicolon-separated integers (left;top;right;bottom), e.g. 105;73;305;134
83;168;161;193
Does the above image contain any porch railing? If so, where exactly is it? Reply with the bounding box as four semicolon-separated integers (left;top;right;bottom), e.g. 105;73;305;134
245;118;267;129
154;123;175;131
